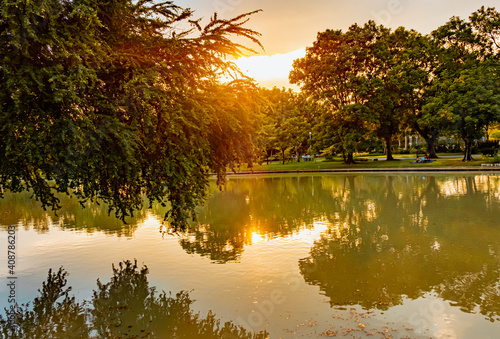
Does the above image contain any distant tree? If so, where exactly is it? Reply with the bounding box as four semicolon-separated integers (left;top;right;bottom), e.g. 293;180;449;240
258;88;295;164
425;62;500;161
469;6;500;57
290;23;377;163
292;22;429;162
312;104;369;164
358;24;408;161
427;7;500;161
0;0;262;225
284;93;323;162
257;88;321;164
390;30;444;158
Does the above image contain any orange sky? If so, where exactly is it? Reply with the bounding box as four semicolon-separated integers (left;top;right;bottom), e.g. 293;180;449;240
178;0;500;88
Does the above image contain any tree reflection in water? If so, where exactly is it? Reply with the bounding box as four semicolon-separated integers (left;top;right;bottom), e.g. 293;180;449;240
0;190;147;236
0;261;268;339
3;174;500;324
177;176;333;263
298;175;500;321
168;174;500;321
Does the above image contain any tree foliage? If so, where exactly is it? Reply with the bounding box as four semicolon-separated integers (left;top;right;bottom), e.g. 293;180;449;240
290;7;500;162
257;88;322;164
0;0;262;225
428;7;500;161
289;23;377;163
290;22;426;162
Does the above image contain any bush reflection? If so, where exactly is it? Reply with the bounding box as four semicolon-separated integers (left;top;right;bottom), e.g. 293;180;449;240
0;260;268;338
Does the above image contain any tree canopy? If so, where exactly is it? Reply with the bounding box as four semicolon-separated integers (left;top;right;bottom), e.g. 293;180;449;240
425;7;500;160
290;7;500;163
0;0;262;225
290;22;425;162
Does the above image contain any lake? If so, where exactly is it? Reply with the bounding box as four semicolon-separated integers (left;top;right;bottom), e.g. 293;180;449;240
1;173;500;338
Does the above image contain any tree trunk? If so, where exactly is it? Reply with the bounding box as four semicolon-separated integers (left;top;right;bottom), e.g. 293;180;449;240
385;136;395;161
295;146;300;162
282;149;286;165
423;136;438;158
414;126;439;159
462;140;473;161
344;152;355;164
465;176;477;194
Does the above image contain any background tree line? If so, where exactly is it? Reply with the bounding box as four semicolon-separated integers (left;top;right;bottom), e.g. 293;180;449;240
241;7;500;166
285;6;500;163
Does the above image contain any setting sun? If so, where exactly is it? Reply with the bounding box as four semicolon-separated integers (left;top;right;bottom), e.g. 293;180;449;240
232;48;305;88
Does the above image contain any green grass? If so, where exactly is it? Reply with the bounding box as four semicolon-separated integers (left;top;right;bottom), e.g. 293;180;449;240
358;152;464;159
240;154;496;172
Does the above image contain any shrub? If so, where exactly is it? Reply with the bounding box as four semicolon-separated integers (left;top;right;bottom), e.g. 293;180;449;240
477;141;499;157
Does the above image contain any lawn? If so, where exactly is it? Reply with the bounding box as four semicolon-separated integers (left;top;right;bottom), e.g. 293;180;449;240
240;153;498;172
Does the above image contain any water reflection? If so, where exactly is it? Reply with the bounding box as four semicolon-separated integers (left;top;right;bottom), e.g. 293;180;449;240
180;175;500;263
2;174;500;324
0;260;268;339
297;175;500;321
178;176;347;263
0;191;147;236
2;175;500;263
178;174;500;321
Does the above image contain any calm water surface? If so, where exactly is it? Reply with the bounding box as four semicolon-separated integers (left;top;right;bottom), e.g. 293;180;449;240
1;173;500;338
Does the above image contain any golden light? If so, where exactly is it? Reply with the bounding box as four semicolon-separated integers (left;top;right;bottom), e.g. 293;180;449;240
231;48;305;87
251;231;265;244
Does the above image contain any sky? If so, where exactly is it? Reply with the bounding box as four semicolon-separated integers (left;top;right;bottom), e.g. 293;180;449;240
177;0;500;88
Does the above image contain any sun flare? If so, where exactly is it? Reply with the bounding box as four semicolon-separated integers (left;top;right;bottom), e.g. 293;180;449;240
251;231;265;244
231;48;305;87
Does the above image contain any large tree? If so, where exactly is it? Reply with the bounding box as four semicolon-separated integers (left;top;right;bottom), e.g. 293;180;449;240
358;24;407;161
292;22;429;162
427;7;500;161
0;0;262;225
389;29;443;158
425;62;500;161
290;23;377;163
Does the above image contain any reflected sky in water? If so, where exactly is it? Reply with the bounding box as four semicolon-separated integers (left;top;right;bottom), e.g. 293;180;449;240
1;173;500;338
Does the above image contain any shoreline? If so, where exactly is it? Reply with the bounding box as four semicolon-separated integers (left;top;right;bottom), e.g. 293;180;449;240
217;166;500;176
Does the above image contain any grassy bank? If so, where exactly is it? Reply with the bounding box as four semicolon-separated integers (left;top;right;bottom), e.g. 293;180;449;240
241;153;499;172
